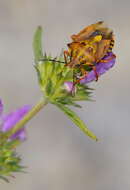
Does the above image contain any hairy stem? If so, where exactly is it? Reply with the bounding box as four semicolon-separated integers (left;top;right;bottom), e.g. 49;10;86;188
6;98;48;138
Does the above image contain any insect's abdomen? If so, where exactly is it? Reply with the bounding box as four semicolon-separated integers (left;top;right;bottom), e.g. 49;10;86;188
107;39;114;53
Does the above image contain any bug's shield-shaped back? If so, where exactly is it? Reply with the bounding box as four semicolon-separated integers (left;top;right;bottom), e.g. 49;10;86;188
95;39;111;62
71;21;112;42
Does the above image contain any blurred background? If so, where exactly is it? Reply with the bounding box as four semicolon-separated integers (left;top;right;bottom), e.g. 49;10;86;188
0;0;130;189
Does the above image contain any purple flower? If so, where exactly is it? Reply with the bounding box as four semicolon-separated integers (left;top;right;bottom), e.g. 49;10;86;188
0;100;31;141
64;81;75;92
80;52;116;84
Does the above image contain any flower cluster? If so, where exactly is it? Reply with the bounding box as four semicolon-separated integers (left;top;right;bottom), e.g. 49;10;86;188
0;100;31;182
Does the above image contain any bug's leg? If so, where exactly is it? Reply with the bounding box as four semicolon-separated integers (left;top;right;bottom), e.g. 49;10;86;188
73;61;96;85
63;50;70;66
74;73;88;84
92;66;99;81
83;62;99;81
83;61;94;67
74;63;99;84
74;67;88;85
80;67;88;78
99;54;116;63
82;62;99;81
70;68;76;96
70;67;85;96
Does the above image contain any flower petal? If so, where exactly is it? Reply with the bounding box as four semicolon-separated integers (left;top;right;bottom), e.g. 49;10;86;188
64;81;74;92
64;81;76;94
1;105;31;141
80;52;116;84
11;128;26;141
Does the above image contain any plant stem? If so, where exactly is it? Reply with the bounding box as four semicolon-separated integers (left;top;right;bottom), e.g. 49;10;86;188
6;98;48;139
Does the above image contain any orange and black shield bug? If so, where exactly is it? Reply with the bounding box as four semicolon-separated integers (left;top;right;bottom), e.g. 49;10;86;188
64;21;115;84
40;21;115;91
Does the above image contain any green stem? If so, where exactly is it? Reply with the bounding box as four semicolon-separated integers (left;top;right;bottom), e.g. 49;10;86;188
6;98;48;139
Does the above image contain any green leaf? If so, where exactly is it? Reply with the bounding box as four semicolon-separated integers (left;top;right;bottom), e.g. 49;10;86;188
33;26;43;63
45;79;54;96
55;103;98;141
55;97;82;108
71;84;93;101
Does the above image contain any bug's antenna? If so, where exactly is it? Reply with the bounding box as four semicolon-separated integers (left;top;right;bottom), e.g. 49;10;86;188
39;58;65;64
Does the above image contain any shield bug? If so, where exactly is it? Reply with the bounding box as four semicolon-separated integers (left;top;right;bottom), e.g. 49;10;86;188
64;21;115;85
